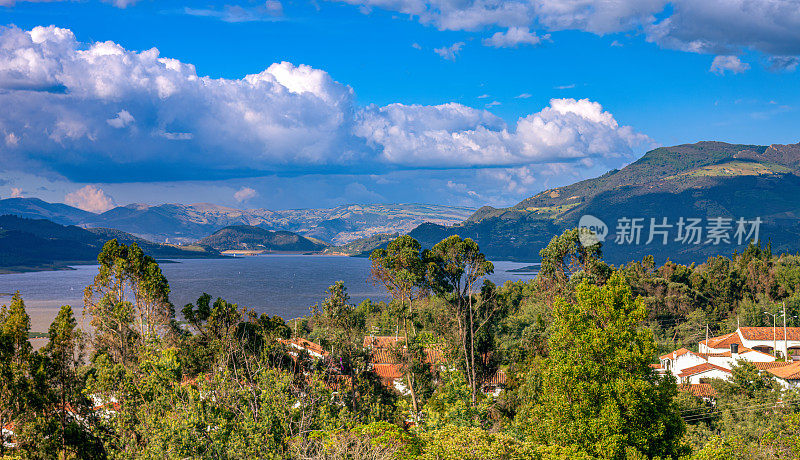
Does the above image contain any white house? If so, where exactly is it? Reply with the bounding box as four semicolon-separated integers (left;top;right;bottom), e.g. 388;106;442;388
763;361;800;389
701;327;800;360
660;341;776;383
660;348;708;378
677;362;732;384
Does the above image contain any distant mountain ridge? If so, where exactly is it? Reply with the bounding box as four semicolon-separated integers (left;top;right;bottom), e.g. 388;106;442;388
0;215;222;273
344;141;800;264
0;199;474;246
198;226;327;253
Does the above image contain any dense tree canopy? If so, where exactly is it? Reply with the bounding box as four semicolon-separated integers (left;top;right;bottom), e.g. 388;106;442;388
3;232;800;459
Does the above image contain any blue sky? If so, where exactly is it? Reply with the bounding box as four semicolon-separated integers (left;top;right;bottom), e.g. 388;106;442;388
1;0;799;212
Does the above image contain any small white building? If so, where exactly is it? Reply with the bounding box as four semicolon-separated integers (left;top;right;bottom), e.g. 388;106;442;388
660;348;708;378
677;362;732;384
763;361;800;389
660;339;776;383
701;327;800;360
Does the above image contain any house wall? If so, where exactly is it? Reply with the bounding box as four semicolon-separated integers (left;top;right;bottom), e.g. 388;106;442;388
667;353;709;378
738;330;800;359
684;369;730;384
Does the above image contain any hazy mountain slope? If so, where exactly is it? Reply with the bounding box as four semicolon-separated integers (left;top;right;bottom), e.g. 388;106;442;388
346;141;800;264
0;198;95;225
79;203;475;244
198;225;327;252
0;215;222;273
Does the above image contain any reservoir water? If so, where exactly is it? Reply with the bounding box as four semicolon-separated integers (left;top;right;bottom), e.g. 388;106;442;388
0;255;538;331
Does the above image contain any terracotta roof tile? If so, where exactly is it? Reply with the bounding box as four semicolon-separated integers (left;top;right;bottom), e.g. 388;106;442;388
766;361;800;380
677;362;731;378
659;348;691;361
363;336;404;348
280;338;327;357
371;348;398;364
482;369;507;386
739;327;800;341
753;361;791;370
373;363;403;381
425;346;447;364
678;383;718;398
701;331;743;349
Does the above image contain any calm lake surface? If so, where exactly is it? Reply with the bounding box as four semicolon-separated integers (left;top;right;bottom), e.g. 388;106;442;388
0;255;538;331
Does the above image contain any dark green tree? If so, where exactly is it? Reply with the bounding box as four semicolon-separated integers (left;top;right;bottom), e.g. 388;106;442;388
370;235;428;416
516;273;687;458
427;235;495;404
18;305;103;459
84;240;174;366
0;292;32;457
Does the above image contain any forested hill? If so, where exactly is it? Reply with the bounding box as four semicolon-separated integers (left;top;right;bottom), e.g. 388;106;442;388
0;215;221;273
345;141;800;264
198;225;328;253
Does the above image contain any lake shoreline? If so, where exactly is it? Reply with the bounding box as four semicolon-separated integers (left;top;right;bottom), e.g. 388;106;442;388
2;255;538;334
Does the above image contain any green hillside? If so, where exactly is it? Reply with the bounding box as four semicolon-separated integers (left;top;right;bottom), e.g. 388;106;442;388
342;141;800;264
0;215;222;273
198;225;328;252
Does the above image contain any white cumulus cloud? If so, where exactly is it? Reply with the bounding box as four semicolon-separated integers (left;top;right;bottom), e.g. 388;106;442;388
483;28;548;48
0;25;364;181
0;26;651;185
710;55;750;75
106;110;135;128
233;186;258;203
356;98;652;168
64;185;116;212
434;41;465;60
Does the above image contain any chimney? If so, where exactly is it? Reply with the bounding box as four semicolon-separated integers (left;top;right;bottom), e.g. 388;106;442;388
730;343;739;355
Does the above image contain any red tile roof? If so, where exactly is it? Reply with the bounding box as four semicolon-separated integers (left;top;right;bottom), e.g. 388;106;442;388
660;348;691;361
677;362;731;378
482;369;507;386
425;346;447;364
363;336;404;348
766;361;800;380
700;331;743;349
367;341;447;365
753;361;791;370
281;337;327;356
678;383;718;398
371;348;398;364
650;363;663;370
739;327;800;341
373;363;403;381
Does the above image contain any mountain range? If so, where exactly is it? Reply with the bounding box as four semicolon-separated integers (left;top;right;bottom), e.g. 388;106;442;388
375;141;800;264
5;141;800;267
0;215;221;273
0;199;474;246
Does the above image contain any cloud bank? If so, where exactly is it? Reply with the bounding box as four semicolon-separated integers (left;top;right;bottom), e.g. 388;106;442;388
0;25;650;186
335;0;800;65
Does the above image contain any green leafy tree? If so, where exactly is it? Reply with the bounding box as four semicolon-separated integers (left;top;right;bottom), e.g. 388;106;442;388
428;235;496;404
84;240;174;366
0;291;32;457
370;235;429;417
18;305;103;459
313;282;397;424
516;273;687;459
537;229;606;301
